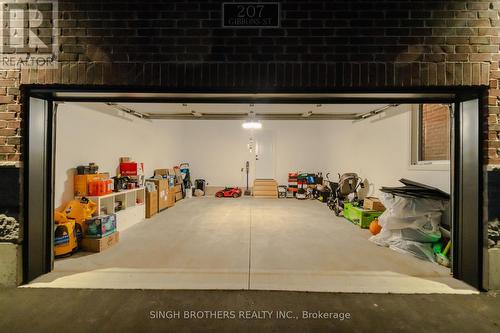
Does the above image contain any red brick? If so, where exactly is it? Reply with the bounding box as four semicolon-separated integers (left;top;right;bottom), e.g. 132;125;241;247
491;71;500;79
0;128;16;136
0;96;14;104
490;106;500;114
7;104;20;112
0;79;16;87
0;145;16;153
488;131;500;140
7;121;20;129
0;112;16;120
7;154;20;161
470;53;492;61
488;158;500;165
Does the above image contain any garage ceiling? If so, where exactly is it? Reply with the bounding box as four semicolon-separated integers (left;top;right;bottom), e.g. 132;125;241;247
72;102;401;120
120;102;388;115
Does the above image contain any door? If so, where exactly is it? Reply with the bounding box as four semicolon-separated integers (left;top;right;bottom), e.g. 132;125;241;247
24;97;55;282
451;98;483;289
255;130;275;179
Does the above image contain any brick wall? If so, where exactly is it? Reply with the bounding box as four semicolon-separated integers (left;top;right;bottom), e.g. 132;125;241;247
0;71;21;163
0;0;500;166
421;104;451;161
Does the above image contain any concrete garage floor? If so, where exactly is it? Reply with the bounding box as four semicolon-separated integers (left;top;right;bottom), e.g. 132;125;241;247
27;197;475;294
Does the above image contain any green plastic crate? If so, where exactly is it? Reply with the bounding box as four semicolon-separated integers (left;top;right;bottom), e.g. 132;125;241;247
343;203;383;228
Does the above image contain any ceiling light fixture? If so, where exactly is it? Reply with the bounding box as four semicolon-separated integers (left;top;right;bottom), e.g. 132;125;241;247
302;111;313;118
242;111;262;130
191;110;203;117
242;121;262;129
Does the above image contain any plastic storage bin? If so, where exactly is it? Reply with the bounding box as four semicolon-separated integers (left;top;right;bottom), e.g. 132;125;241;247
343;203;383;228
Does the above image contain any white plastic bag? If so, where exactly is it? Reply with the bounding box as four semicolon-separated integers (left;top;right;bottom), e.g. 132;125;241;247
370;194;447;261
379;193;446;219
375;193;445;242
389;240;436;263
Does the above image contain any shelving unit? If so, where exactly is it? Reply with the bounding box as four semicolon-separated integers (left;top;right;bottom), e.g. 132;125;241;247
86;187;146;232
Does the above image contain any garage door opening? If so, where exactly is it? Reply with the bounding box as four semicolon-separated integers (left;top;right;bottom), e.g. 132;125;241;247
21;88;484;294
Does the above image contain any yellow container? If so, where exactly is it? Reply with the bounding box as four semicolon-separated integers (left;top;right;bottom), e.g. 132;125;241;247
61;198;97;234
54;217;78;257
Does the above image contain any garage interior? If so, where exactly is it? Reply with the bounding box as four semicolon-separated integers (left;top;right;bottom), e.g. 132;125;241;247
23;92;480;294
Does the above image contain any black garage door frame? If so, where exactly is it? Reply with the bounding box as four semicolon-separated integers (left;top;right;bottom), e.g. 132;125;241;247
20;85;487;290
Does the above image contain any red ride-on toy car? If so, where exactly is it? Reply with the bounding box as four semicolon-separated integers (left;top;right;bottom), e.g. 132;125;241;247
215;187;242;198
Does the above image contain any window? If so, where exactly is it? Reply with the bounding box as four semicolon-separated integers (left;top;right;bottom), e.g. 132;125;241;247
411;104;451;169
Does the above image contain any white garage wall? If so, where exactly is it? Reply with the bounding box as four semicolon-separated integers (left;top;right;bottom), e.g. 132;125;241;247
162;120;332;187
55;103;450;209
322;104;450;195
168;110;450;194
163;120;256;188
54;103;182;209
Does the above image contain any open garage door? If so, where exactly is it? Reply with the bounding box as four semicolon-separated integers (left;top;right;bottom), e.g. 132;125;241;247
452;99;483;288
22;88;484;291
24;98;55;281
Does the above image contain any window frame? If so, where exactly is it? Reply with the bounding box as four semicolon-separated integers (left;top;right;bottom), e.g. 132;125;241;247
409;103;452;171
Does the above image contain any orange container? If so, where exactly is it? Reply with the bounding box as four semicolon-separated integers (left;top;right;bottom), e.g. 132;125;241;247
88;180;113;196
74;173;108;196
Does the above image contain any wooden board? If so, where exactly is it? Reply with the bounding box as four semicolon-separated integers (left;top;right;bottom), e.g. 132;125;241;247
253;190;278;197
254;180;277;187
253;185;278;192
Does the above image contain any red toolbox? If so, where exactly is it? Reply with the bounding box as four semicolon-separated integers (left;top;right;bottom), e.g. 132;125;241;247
120;162;138;176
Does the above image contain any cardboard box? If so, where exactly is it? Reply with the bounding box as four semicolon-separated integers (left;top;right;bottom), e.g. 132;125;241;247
120;157;131;163
174;168;183;184
363;197;385;211
81;231;120;252
175;192;183;202
174;184;182;193
167;191;175;208
150;179;169;211
154;169;169;177
146;191;158;218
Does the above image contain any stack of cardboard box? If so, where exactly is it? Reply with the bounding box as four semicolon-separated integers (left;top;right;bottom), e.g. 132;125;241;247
145;188;158;218
145;168;179;218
